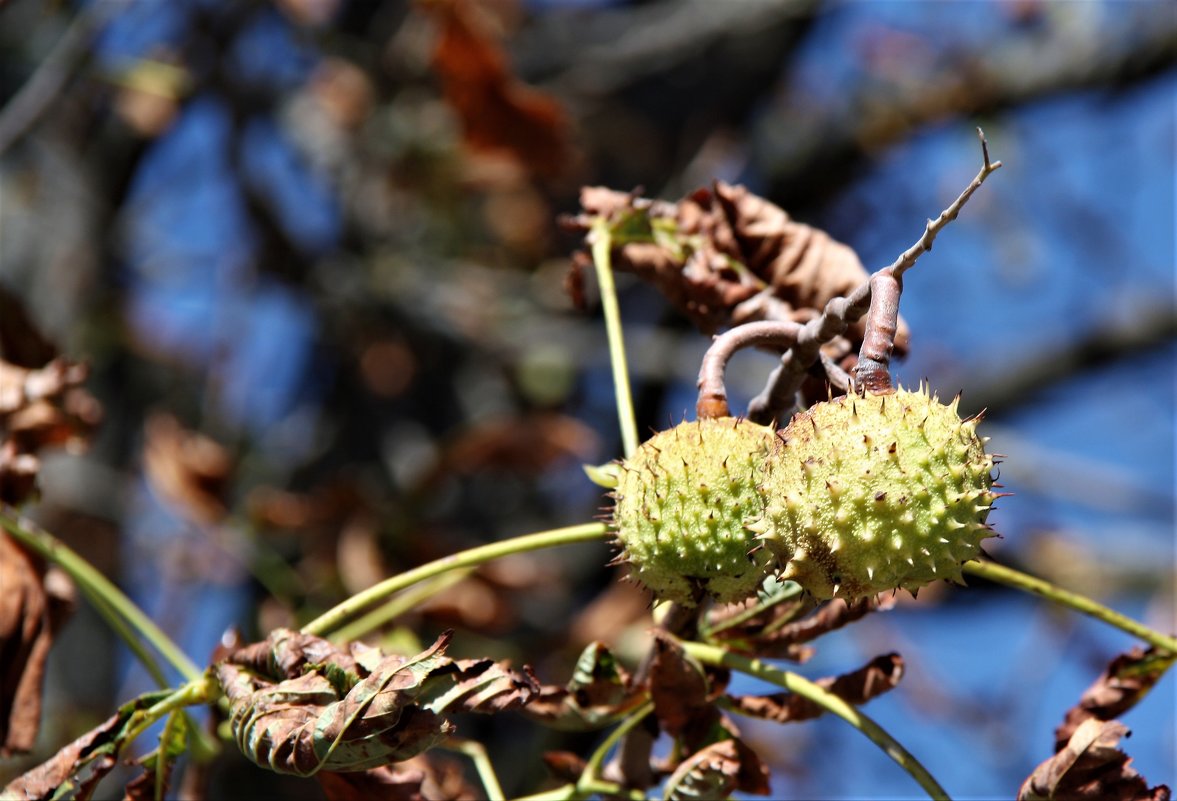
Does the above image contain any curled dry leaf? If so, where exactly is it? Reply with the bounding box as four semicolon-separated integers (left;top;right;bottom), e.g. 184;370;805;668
707;594;891;660
1;688;174;801
728;653;905;724
542;750;587;784
1;713;121;801
316;764;427;801
662;738;771;801
1019;718;1171;801
521;641;646;731
0;531;75;756
567;578;652;648
0;356;100;506
425;0;571;179
754;595;890;655
649;634;719;751
142;414;233;526
1054;646;1176;751
415;413;599;493
214;628;538;776
403;752;484;801
121;710;188;801
0;290;101;504
567;183;909;355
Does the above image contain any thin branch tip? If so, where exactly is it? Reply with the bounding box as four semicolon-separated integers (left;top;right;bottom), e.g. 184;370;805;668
976;127;1002;173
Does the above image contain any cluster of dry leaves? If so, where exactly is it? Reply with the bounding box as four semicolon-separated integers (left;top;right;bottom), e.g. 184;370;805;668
564;181;910;395
0;290;98;758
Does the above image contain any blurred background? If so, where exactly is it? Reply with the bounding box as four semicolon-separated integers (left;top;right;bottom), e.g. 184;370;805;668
0;0;1173;798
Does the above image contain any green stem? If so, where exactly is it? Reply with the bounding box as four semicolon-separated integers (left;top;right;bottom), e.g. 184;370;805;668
682;641;950;801
0;507;202;683
84;583;170;689
580;701;653;788
444;737;504;801
123;676;220;748
700;581;804;637
578;779;648;801
328;568;473;644
962;559;1177;653
510;785;578;801
591;219;640;459
302;522;610;638
511;780;646;801
156;711;182;801
82;587;219;760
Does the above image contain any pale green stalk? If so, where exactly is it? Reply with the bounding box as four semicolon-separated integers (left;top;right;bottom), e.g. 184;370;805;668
444;738;505;801
512;780;646;801
0;507;202;682
510;785;578;801
682;641;950;801
84;583;170;688
122;676;220;748
155;711;182;801
700;581;805;637
962;559;1177;653
508;703;654;800
302;522;610;637
327;568;473;644
580;701;653;787
591;219;639;458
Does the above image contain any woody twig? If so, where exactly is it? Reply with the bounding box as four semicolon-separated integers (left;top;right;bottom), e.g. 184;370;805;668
749;128;1002;418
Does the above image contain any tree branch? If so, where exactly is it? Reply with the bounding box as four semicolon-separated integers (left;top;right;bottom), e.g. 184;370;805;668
0;1;129;155
749;129;1000;419
695;320;802;419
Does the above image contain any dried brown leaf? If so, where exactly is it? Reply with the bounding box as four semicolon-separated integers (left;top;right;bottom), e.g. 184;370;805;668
649;634;719;750
142;414;232;526
760;596;887;649
1;713;121;801
435;658;540;714
215;630;454;775
0;355;100;506
708;595;891;660
542;750;587;783
2;689;173;801
728;653;904;724
569;183;910;358
0;532;75;755
567;579;652;647
427;0;571;179
214;629;537;776
413;574;517;633
403;752;483;801
123;738;181;801
662;738;771;800
1019;719;1171;801
418;413;599;492
1055;647;1176;750
522;642;645;731
317;765;427;801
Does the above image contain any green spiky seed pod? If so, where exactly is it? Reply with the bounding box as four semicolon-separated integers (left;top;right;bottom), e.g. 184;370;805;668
757;386;996;600
613;417;778;606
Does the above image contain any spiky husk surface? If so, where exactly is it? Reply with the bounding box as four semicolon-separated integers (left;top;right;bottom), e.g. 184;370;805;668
758;386;996;600
613;417;778;606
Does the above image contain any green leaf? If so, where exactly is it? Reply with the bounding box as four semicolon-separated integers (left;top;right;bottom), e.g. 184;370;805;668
582;462;620;489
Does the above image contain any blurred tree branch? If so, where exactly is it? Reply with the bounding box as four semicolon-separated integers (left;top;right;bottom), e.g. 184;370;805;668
517;1;1177;206
0;0;128;155
757;6;1177;206
945;299;1177;417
